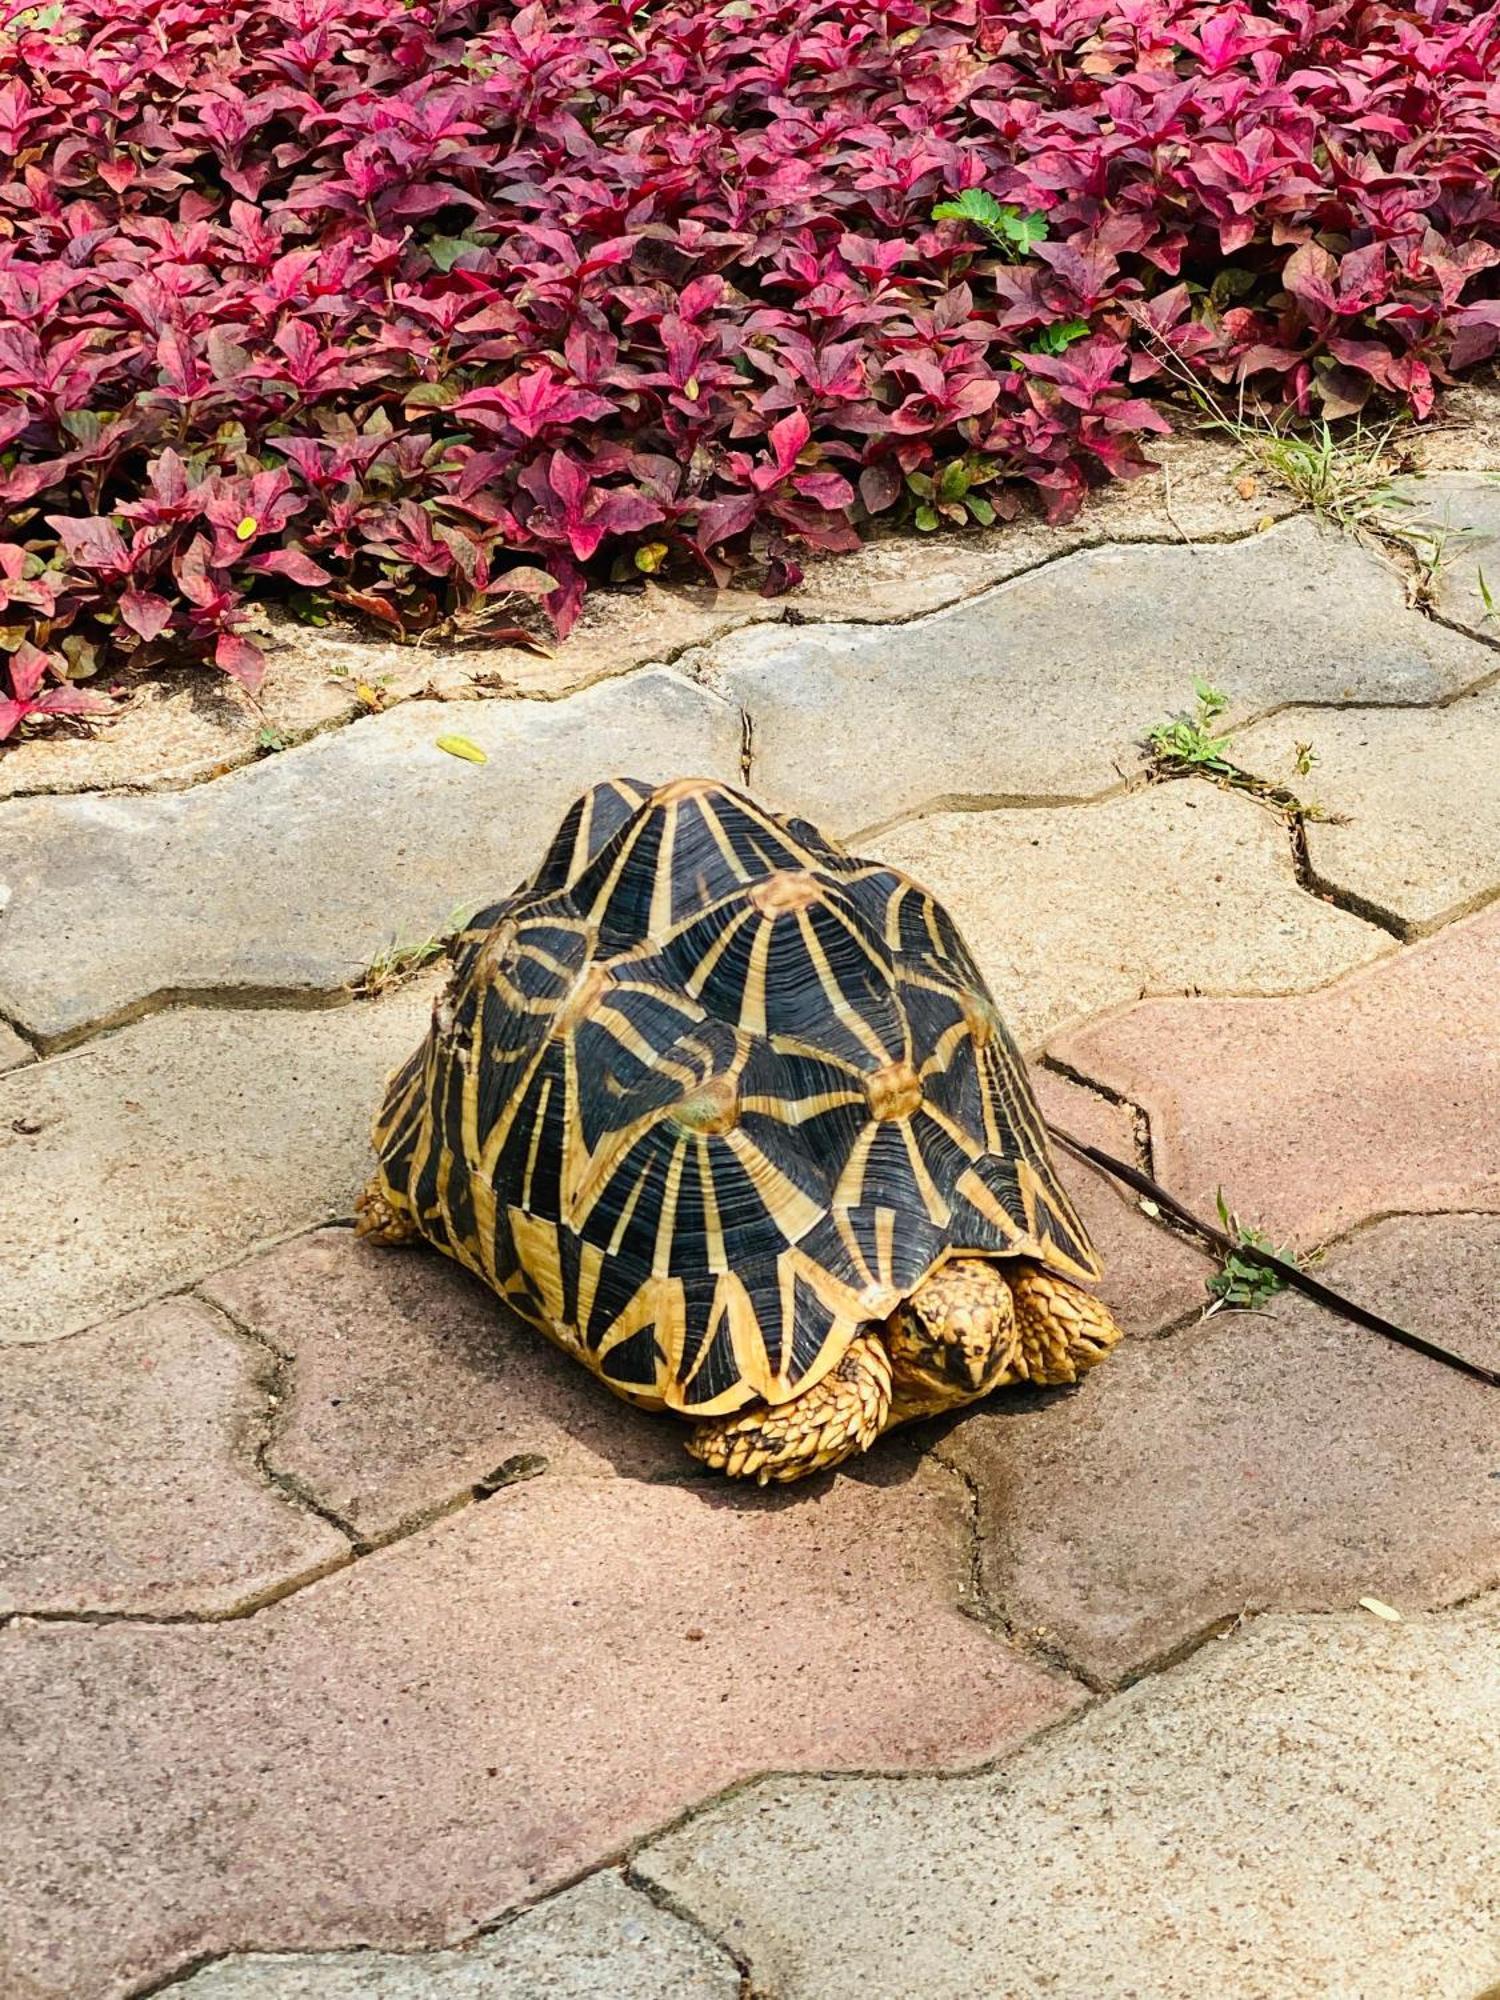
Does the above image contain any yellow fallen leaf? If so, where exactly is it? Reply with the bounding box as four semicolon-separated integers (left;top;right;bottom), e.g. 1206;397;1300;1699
1255;512;1276;533
436;733;488;764
1358;1596;1402;1623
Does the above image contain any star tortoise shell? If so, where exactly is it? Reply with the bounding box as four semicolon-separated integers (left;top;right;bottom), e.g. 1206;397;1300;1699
369;777;1101;1420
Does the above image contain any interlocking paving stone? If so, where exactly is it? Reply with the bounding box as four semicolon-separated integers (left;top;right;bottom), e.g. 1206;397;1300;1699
0;985;435;1346
1031;1072;1212;1336
172;1873;740;2000
1050;902;1500;1248
1232;685;1500;933
199;1087;1205;1540
636;1600;1500;2000
0;668;741;1044
869;785;1388;1049
0;1472;1081;2000
1399;471;1500;642
0;1020;31;1071
942;1214;1500;1686
0;1298;347;1617
200;1230;684;1539
708;514;1494;836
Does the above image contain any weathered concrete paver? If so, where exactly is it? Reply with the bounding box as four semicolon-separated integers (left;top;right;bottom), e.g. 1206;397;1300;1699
0;1299;347;1617
636;1600;1500;2000
201;1230;684;1541
0;1019;31;1071
1051;900;1500;1247
1233;685;1500;933
712;514;1495;836
1032;1072;1213;1336
870;785;1389;1048
0;668;741;1044
1;984;435;1346
173;1873;740;2000
1399;471;1500;642
942;1214;1500;1686
0;1469;1081;2000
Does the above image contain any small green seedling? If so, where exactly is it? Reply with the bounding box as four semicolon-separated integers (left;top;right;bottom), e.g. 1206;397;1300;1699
907;456;999;531
1146;679;1237;777
255;724;286;754
1478;565;1495;624
1205;1191;1296;1317
1147;680;1341;826
1031;318;1090;356
931;189;1048;259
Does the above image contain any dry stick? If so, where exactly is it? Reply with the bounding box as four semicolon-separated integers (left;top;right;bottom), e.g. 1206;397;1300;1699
1046;1123;1500;1391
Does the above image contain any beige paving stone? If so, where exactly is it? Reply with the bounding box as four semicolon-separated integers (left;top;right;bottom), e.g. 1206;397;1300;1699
0;1470;1082;2000
944;1214;1500;1686
201;1230;684;1540
1050;902;1500;1248
171;1873;740;2000
0;983;435;1346
0;1298;347;1617
0;1020;31;1072
1397;470;1500;640
0;432;1279;805
711;514;1493;837
0;668;741;1044
636;1598;1500;2000
868;785;1389;1050
1233;685;1500;932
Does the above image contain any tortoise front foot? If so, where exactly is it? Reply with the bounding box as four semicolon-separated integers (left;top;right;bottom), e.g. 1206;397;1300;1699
686;1333;893;1485
1005;1262;1123;1385
354;1178;420;1247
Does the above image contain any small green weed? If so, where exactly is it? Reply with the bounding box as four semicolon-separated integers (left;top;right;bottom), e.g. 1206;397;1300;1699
355;930;449;997
1147;680;1342;826
908;456;999;531
1205;1191;1298;1316
255;724;286;754
1031;318;1091;356
931;189;1048;259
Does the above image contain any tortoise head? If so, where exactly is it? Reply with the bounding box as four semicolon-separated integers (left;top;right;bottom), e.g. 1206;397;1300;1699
886;1255;1021;1410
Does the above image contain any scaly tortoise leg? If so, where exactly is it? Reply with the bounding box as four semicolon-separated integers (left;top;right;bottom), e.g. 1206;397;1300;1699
686;1332;893;1485
354;1176;421;1247
1003;1260;1123;1385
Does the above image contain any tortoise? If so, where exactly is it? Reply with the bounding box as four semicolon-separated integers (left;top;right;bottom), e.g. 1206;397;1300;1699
357;777;1123;1483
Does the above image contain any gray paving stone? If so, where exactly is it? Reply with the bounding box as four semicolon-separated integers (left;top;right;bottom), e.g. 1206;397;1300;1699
171;1874;739;2000
0;984;434;1345
944;1214;1500;1686
0;669;741;1044
709;514;1494;837
1232;686;1500;933
0;1297;347;1617
1398;471;1500;641
869;784;1389;1050
637;1598;1500;2000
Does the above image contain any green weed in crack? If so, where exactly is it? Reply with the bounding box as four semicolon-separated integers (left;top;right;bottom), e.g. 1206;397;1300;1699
1145;680;1343;826
1205;1191;1303;1318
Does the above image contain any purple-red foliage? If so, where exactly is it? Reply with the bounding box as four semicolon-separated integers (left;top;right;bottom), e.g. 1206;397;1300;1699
2;0;1499;737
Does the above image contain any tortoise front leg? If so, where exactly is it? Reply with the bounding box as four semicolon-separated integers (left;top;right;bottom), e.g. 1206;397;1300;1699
1002;1260;1123;1385
685;1332;893;1485
354;1175;421;1247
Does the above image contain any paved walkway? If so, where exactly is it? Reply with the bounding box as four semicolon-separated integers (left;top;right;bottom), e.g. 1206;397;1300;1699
2;438;1498;1999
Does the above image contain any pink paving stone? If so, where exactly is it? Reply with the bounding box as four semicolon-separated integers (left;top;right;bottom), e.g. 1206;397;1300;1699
0;1468;1082;2000
0;1298;347;1618
1033;1072;1214;1336
200;1231;685;1541
1048;902;1500;1249
945;1214;1500;1688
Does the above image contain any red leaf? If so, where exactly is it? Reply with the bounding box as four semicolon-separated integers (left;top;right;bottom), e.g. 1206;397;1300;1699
120;591;174;641
215;632;266;690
